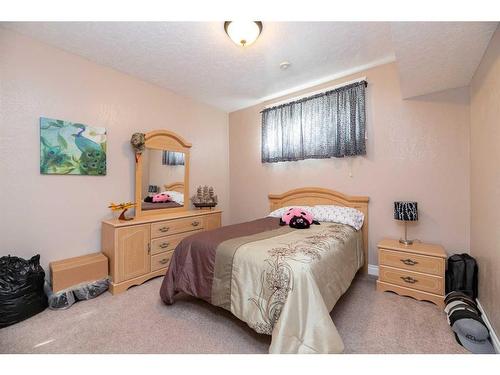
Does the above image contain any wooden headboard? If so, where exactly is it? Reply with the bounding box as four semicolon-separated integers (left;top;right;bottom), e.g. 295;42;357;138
268;187;369;274
164;182;184;193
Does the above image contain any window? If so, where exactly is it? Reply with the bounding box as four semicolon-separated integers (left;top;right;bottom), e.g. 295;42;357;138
162;151;185;165
261;80;367;163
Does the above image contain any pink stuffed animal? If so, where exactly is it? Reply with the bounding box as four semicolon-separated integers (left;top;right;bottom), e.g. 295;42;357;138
152;192;172;203
280;207;320;229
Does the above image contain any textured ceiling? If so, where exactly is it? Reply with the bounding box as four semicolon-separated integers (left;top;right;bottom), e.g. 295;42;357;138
1;22;395;111
2;22;498;111
391;22;498;98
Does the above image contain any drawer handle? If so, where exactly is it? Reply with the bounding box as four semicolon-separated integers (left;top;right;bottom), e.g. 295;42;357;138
400;276;418;284
400;258;418;266
191;221;200;227
159;227;170;233
159;242;170;249
159;258;170;265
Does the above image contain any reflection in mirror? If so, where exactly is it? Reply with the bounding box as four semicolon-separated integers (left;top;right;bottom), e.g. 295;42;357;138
141;149;185;211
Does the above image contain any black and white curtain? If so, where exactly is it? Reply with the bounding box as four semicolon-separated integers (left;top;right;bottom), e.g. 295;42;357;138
261;81;367;163
162;151;185;166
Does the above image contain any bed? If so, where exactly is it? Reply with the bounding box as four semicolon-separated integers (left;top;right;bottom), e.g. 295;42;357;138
163;182;184;193
160;187;369;353
141;182;185;211
142;201;183;210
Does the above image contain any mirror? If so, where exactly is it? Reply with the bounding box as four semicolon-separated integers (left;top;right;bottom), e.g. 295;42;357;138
140;150;185;212
135;130;191;217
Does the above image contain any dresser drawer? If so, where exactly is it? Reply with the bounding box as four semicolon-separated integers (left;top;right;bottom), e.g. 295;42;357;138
151;251;174;272
379;265;444;295
379;248;444;276
204;212;222;231
151;229;202;255
151;216;204;238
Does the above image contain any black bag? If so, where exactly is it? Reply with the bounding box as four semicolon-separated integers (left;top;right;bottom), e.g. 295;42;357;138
0;254;48;328
445;254;478;300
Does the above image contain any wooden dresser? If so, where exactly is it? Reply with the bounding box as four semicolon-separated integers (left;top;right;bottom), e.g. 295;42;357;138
102;209;221;294
376;239;447;308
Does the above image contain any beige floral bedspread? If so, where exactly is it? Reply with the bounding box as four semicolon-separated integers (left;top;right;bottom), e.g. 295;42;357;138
212;223;363;354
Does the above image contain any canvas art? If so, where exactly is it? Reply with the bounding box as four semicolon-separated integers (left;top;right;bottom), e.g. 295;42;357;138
40;117;107;175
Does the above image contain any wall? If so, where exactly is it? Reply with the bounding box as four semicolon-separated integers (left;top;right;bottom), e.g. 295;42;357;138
470;26;500;334
141;150;186;197
149;150;185;188
229;62;470;266
0;28;230;270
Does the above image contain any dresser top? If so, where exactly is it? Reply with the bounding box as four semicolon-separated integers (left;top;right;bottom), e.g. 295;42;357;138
102;209;222;228
378;238;447;258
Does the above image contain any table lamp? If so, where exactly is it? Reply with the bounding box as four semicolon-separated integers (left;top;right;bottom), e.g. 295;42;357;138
394;201;418;245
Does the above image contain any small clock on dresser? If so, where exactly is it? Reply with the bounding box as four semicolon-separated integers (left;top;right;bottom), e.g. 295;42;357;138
376;239;447;308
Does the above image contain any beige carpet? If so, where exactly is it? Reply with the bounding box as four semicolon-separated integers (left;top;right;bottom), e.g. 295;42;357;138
0;275;467;354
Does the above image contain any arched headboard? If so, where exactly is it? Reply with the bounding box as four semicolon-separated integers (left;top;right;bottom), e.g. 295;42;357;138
268;187;369;274
164;182;184;193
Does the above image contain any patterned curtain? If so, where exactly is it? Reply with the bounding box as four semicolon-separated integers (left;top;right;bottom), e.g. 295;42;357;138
162;151;185;166
261;81;367;163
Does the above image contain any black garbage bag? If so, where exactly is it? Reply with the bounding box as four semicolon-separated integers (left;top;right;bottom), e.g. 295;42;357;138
0;254;48;328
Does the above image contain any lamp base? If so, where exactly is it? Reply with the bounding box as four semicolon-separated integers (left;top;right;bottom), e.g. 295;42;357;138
399;238;414;246
399;220;414;246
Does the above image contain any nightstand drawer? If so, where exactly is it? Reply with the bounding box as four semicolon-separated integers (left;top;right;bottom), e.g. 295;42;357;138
379;265;444;295
379;248;444;276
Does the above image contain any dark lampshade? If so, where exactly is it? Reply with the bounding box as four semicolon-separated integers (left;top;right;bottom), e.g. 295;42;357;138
394;201;418;221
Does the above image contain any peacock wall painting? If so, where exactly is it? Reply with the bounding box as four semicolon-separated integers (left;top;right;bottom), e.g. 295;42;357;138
39;117;107;175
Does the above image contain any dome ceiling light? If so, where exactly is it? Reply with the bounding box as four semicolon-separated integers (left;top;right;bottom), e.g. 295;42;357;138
224;21;263;47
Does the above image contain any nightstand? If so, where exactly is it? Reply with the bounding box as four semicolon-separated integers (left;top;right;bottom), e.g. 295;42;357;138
376;239;447;308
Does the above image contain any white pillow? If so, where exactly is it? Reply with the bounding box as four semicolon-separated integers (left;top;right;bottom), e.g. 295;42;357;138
163;191;184;205
268;206;313;218
311;205;364;230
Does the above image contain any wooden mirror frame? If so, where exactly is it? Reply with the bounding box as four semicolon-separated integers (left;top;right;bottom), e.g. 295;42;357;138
135;130;192;217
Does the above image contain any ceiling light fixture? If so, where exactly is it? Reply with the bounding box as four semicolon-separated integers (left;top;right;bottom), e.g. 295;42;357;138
224;21;263;47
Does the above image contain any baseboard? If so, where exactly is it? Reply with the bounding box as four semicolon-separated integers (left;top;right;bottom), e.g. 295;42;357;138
367;264;379;277
477;299;500;354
